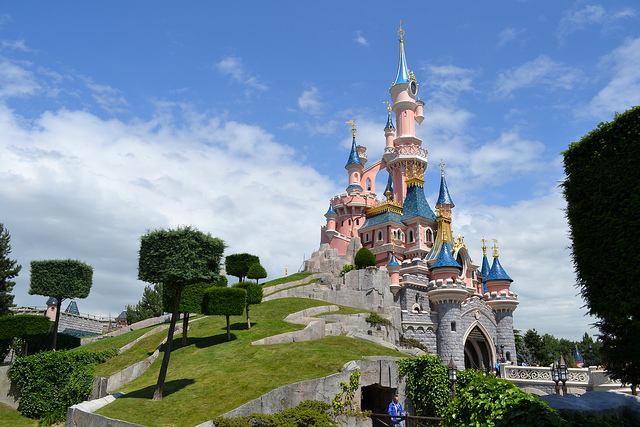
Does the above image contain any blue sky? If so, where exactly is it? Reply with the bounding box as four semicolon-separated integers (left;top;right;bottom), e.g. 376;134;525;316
0;1;638;339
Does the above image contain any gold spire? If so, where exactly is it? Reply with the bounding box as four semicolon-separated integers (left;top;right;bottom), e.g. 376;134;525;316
384;100;392;112
398;20;404;42
481;238;487;256
346;120;357;138
440;159;446;177
492;239;499;258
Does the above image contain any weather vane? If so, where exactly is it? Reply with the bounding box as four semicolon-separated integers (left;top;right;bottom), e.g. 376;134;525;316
383;100;392;112
398;20;404;42
492;239;499;258
481;237;487;256
439;159;446;176
346;119;357;138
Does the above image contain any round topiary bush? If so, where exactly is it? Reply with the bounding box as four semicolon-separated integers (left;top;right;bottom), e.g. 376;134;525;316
354;248;376;269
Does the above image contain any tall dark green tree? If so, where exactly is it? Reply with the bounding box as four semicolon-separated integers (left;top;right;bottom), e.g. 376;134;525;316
246;263;267;284
203;287;246;341
0;224;21;315
138;226;224;400
563;106;640;393
127;284;164;324
29;260;93;350
225;253;259;282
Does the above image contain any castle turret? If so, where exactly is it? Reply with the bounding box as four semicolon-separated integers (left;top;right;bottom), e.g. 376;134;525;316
485;241;518;364
345;120;363;194
480;238;490;294
384;106;396;151
325;204;337;231
430;242;462;281
387;254;401;290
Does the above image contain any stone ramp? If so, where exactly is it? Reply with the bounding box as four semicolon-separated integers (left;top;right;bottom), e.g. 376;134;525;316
262;273;326;297
251;305;339;345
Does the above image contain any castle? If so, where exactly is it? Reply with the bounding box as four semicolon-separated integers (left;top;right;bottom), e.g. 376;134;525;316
311;25;518;371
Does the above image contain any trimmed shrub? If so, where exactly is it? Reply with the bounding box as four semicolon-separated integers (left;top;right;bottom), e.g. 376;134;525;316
445;374;561;426
398;354;450;417
203;287;246;340
9;349;116;424
212;275;228;288
225;253;260;282
340;264;355;276
0;315;52;340
26;333;81;354
233;282;263;328
211;400;335;427
354;248;376;269
365;312;391;327
247;263;267;284
162;281;208;314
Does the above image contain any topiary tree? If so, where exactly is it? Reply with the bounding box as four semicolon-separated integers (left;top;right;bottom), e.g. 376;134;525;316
0;314;52;355
225;253;259;282
203;287;245;341
29;260;93;350
233;282;263;328
138;226;225;400
211;275;228;288
162;281;209;345
354;247;376;269
247;263;267;284
562;106;640;393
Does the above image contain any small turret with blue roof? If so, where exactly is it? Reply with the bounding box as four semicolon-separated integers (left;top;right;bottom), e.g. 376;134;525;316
385;110;395;131
432;241;462;270
486;241;513;283
324;204;336;217
480;239;491;293
436;160;454;208
344;120;364;194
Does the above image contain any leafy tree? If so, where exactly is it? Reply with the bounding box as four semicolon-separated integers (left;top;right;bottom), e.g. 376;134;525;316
0;314;52;355
211;275;228;287
354;248;376;269
0;224;21;315
28;260;93;350
225;253;259;282
126;284;164;325
162;281;209;344
203;287;246;341
138;226;224;400
398;354;450;417
233;282;263;328
563;106;640;393
246;263;267;284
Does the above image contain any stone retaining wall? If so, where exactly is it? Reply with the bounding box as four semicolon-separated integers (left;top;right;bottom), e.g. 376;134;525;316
0;365;17;409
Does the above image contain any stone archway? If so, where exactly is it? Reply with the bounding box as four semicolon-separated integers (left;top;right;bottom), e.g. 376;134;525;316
463;322;495;372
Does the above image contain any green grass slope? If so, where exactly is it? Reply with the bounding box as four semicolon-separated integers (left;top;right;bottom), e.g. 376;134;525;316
0;403;36;427
73;325;159;354
97;297;403;427
262;271;312;287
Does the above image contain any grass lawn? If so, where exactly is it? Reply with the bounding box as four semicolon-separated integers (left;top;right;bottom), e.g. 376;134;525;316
97;298;403;427
262;271;312;287
73;325;160;354
0;403;36;427
318;306;370;317
94;328;169;377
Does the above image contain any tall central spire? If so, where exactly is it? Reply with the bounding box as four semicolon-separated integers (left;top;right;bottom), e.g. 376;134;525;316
394;21;410;85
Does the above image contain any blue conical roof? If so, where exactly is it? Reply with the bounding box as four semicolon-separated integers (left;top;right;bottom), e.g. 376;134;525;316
432;242;462;270
394;38;410;85
401;185;436;222
388;254;401;267
481;255;490;281
384;172;394;195
65;301;79;315
325;204;336;216
345;136;362;168
436;175;454;207
486;256;513;282
385;112;395;130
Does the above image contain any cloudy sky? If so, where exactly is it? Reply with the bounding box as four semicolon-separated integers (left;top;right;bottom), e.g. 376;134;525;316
0;1;638;339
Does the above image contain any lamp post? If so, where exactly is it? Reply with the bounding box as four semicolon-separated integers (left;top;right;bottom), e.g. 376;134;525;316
500;344;505;363
551;360;560;395
558;355;568;395
448;357;458;398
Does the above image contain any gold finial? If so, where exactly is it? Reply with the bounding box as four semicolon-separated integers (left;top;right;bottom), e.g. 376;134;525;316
481;238;487;256
492;239;499;258
346;119;357;138
398;20;404;42
440;159;445;177
409;71;416;82
384;100;392;112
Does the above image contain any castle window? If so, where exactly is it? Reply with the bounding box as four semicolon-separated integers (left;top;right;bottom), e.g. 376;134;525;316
409;230;414;243
451;321;457;332
366;178;372;191
348;219;352;226
356;218;359;225
506;351;511;362
426;228;433;242
377;231;383;241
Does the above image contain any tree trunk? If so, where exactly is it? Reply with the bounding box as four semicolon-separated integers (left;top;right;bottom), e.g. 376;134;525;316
226;315;231;341
632;383;637;396
181;312;189;345
246;304;251;329
153;285;182;401
52;297;62;350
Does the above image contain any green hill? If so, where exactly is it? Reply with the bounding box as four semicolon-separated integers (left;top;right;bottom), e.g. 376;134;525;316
96;297;403;427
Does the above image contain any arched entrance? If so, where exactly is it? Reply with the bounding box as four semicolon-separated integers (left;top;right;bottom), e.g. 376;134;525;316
463;322;495;372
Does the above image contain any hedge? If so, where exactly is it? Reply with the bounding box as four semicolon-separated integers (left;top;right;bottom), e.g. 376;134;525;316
0;315;52;340
211;400;335;427
29;260;93;300
354;248;376;269
162;281;209;314
9;349;116;424
203;287;246;317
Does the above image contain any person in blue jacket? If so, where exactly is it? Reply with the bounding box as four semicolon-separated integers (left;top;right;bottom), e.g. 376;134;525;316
387;393;405;427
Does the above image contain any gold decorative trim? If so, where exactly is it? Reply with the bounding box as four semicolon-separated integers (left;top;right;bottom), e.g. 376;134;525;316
406;177;424;188
365;201;403;217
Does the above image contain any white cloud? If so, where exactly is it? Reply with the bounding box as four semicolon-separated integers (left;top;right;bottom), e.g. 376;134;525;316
497;27;523;48
0;104;334;316
0;40;30;52
84;79;128;113
455;186;595;339
354;31;368;46
0;58;39;98
583;37;640;118
494;55;583;97
558;4;635;40
215;56;268;93
468;132;545;180
298;86;324;115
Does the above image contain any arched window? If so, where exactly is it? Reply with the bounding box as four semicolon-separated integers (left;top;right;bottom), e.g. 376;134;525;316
348;219;352;226
366;178;372;191
378;231;383;241
426;228;433;242
451;321;457;332
354;173;359;181
409;230;414;243
341;220;344;226
355;218;359;225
